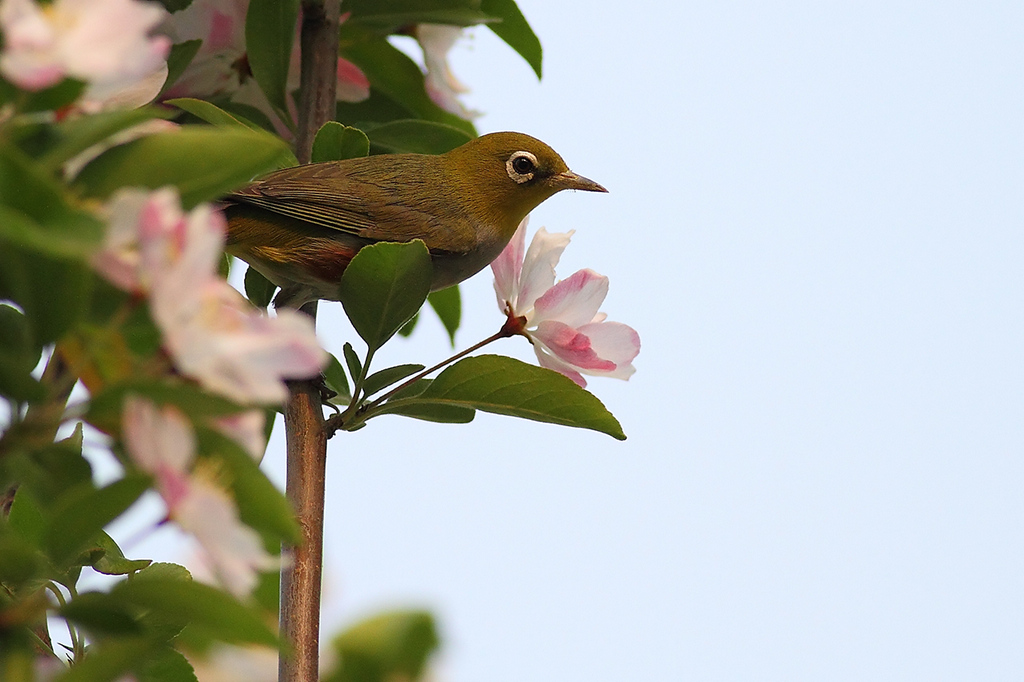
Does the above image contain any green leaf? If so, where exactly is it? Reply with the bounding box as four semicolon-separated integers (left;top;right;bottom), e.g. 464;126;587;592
73;127;293;208
165;97;261;130
196;427;300;544
312;122;371;163
482;0;542;78
338;241;432;353
38;106;171;172
0;143;106;258
335;89;416;128
381;401;474;424
161;39;202;94
245;0;299;117
154;0;194;12
17;78;87;113
44;475;151;566
325;610;439;682
6;424;94;504
56;637;163;682
0;527;43;589
323;353;352;401
91;532;152;575
343;342;362;383
243;265;277;309
0;304;45;402
135;646;199;682
427;286;460;345
365;120;472;155
0;244;92;345
87;380;246;433
341;40;475;136
8;487;46;546
344;0;497;31
397;312;418;337
61;591;143;636
362;364;424;397
113;577;278;646
398;355;626;439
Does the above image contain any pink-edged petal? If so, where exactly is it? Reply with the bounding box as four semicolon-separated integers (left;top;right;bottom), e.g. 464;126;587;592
174;476;277;597
491;216;528;310
335;57;369;102
532;268;608;328
576;321;640;380
518;227;573;313
531;320;617;373
122;395;194;476
533;345;587;388
416;23;477;119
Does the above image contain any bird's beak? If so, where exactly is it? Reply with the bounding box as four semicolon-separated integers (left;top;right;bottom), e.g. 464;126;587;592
555;170;608;193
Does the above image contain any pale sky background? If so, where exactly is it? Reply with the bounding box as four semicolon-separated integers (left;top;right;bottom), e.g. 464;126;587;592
99;1;1023;680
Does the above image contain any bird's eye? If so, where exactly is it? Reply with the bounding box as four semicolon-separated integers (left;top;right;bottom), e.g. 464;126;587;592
506;151;538;184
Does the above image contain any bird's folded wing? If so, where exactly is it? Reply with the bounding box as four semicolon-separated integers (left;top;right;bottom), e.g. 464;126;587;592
228;179;376;235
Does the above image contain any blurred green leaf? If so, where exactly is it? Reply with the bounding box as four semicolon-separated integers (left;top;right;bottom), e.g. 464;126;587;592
245;0;299;118
196;428;300;544
398;312;418;337
61;591;144;636
388;354;626;439
427;286;460;345
312;122;370;162
44;475;151;566
113;577;278;647
0;244;92;345
87;380;247;433
365;119;472;155
16;78;87;113
6;424;94;504
335;89;415;128
482;0;542;78
338;241;432;353
8;487;46;546
0;304;45;402
56;637;163;682
135;646;199;682
166;97;261;130
161;39;202;94
323;353;352;401
243;265;277;309
362;364;424;397
0;526;43;588
341;40;475;136
92;532;152;576
154;0;194;12
37;106;171;172
325;610;438;682
73;127;293;208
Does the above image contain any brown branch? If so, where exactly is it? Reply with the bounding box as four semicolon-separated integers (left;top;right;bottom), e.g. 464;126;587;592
279;1;339;680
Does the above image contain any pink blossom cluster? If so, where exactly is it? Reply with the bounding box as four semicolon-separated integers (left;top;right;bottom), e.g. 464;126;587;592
492;218;640;388
94;187;327;404
122;396;277;597
0;0;169;107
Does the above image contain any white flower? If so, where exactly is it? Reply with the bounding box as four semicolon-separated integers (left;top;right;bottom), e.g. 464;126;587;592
97;188;327;404
122;396;277;598
0;0;169;95
415;23;478;120
491;218;640;388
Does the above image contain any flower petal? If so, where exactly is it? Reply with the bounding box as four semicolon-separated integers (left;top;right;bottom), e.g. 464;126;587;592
532;268;608;328
576;320;641;380
491;216;528;311
533;344;587;388
174;477;277;597
532;320;617;373
518;227;573;314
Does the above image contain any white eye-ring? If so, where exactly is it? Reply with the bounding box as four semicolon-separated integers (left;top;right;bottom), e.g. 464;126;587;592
506;151;538;184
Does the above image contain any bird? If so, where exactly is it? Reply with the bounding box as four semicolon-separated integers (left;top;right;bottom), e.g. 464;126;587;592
222;131;607;308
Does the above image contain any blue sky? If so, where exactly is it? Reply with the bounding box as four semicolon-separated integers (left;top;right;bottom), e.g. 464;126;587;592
101;2;1024;680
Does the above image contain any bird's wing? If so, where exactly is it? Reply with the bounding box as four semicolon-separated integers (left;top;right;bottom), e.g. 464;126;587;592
228;177;376;235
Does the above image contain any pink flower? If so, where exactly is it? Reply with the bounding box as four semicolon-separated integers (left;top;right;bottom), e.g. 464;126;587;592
0;0;169;93
415;23;477;120
492;218;640;388
97;188;327;404
122;396;278;597
161;0;369;134
213;410;267;462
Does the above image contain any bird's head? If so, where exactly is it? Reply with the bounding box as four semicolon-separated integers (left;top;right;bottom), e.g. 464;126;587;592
443;131;607;236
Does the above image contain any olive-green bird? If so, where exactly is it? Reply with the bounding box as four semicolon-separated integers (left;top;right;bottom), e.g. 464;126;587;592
223;131;606;308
